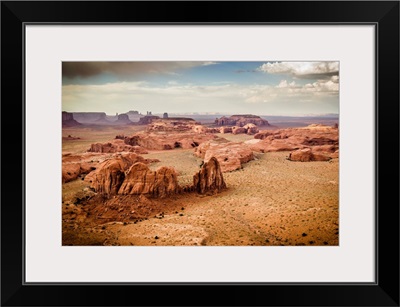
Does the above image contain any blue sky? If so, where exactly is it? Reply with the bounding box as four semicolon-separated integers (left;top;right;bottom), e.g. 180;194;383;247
62;61;339;116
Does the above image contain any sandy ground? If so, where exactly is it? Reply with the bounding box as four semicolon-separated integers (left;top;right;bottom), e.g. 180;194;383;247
62;126;339;246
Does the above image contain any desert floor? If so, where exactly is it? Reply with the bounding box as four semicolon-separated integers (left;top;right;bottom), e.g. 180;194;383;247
62;126;339;246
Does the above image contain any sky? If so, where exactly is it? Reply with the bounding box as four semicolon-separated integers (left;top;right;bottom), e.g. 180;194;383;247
62;61;339;116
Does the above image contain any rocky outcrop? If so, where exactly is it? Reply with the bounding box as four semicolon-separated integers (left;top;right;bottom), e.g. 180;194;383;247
218;124;259;135
118;163;180;198
191;125;219;134
215;114;270;127
193;157;226;194
243;123;259;135
123;132;216;150
147;118;200;132
195;141;254;172
232;126;247;134
85;153;150;196
83;154;227;198
88;139;148;154
249;124;339;155
219;127;232;134
62;111;81;127
288;148;332;162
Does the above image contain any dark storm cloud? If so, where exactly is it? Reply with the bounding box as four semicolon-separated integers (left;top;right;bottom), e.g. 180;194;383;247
62;62;214;79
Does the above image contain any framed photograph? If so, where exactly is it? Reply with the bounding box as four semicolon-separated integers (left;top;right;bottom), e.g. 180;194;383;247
2;1;399;306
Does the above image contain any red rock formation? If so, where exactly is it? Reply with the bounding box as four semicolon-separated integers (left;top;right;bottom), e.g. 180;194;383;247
85;153;149;195
288;148;331;162
243;123;259;135
88;139;148;154
123;132;216;150
147;118;198;132
232;126;247;134
193;157;226;194
250;124;338;154
118;163;180;198
215;114;270;127
195;141;254;172
219;127;232;134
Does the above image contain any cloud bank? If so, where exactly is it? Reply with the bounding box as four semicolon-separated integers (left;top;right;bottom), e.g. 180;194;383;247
258;61;339;79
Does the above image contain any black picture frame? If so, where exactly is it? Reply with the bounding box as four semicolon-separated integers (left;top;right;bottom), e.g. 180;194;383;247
1;1;399;306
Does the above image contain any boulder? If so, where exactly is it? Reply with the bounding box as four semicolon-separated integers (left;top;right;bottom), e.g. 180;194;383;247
193;157;226;194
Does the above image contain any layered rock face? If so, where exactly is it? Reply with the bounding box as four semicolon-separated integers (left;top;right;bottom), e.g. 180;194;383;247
62;111;81;127
195;141;254;172
193;157;226;194
118;163;180;198
215;114;270;127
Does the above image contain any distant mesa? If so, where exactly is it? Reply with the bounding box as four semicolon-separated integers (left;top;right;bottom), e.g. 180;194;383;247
62;111;81;127
126;110;144;122
114;113;133;125
215;114;270;127
138;115;160;125
72;112;108;124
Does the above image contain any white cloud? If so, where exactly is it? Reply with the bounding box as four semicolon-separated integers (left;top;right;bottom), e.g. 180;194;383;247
276;80;297;88
202;62;219;66
258;61;339;78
